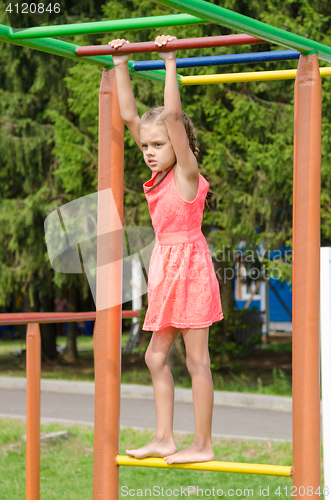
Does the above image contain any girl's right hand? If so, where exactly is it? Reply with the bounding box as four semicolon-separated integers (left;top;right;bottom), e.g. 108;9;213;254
108;39;133;66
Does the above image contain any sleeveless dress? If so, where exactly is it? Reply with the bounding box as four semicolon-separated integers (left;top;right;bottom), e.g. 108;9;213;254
142;166;223;332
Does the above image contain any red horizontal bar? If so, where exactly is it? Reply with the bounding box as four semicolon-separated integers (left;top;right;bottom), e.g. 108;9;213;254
76;34;267;57
0;311;139;325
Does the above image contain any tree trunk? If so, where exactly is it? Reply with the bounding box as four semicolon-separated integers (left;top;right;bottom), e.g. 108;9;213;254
23;288;40;313
39;289;58;361
214;259;235;337
62;285;79;363
138;291;151;353
22;287;40;364
168;333;189;378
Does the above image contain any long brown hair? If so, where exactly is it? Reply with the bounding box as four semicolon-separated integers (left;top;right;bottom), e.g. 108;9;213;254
205;196;212;212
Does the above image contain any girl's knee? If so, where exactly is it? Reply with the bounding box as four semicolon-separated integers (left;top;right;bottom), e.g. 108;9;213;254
186;355;211;376
145;347;167;372
144;346;154;369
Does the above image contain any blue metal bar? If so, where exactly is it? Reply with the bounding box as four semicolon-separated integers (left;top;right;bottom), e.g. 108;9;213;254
133;49;300;71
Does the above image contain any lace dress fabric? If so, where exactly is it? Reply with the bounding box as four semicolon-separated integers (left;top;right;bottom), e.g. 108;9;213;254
142;167;223;331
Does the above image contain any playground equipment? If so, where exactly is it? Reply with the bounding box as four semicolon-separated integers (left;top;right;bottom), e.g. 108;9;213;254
0;0;329;498
132;49;301;71
321;248;331;494
77;33;266;55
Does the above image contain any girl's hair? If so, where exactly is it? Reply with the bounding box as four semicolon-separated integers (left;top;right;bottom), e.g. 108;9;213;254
139;106;200;158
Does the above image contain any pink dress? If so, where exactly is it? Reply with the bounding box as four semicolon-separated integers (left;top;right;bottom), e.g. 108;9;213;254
142;166;223;332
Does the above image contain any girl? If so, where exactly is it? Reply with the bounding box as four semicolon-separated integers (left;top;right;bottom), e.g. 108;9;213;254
109;34;223;464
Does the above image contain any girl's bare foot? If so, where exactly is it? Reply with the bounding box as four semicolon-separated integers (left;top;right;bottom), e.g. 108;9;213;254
164;442;214;464
126;437;177;459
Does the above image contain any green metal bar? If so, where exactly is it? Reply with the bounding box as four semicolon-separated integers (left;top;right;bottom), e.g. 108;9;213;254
0;23;173;84
10;14;209;39
0;23;114;66
156;0;331;63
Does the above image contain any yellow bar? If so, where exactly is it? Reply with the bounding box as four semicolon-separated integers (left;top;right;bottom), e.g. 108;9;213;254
116;455;292;477
180;66;331;85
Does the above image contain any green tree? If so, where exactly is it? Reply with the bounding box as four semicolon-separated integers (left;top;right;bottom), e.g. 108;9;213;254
0;0;105;361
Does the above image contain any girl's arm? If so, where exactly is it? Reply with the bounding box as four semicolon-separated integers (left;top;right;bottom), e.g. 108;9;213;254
108;39;142;151
156;35;199;181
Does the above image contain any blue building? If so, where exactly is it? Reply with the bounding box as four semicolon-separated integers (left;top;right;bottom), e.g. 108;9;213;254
234;244;292;335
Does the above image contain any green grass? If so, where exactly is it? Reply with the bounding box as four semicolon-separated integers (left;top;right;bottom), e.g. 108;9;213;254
120;367;293;396
0;338;293;396
0;334;131;355
0;417;312;500
261;342;292;352
0;337;290;357
212;369;292;397
0;336;94;356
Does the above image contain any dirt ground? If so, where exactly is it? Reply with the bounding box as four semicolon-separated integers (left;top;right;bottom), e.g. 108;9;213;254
234;350;292;377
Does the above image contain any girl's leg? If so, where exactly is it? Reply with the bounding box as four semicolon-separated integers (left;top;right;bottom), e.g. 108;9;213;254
164;327;215;464
126;325;181;459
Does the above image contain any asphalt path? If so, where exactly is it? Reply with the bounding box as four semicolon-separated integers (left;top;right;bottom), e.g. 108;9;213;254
0;388;292;441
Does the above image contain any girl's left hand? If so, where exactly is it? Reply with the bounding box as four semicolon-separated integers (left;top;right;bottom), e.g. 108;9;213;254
155;35;177;61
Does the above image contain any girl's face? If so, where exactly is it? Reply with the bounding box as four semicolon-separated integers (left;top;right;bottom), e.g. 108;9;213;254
140;124;176;173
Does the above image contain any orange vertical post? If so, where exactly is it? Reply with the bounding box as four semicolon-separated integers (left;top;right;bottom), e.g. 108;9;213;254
26;322;41;500
292;54;321;497
93;69;124;500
